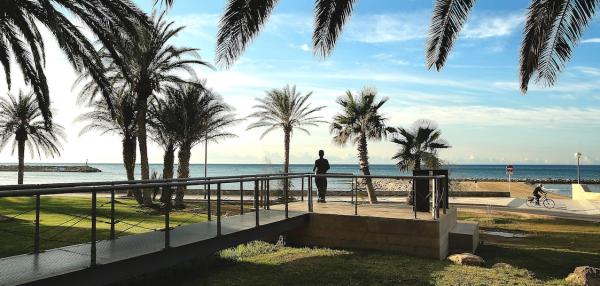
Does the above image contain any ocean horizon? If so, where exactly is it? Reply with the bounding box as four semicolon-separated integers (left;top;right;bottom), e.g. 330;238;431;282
1;163;599;197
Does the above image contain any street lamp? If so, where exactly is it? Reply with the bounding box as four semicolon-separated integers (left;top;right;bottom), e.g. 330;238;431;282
574;152;582;184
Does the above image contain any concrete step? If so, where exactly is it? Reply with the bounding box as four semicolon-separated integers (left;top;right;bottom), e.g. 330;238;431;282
449;221;479;254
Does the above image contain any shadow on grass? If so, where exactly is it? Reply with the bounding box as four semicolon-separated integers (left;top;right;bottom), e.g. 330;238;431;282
477;244;600;280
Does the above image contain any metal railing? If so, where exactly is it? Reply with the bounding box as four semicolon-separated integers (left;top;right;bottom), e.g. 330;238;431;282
0;172;447;268
308;173;448;219
0;173;307;267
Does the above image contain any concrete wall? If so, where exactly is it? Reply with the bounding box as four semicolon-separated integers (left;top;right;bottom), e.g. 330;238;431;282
572;184;600;201
285;209;457;260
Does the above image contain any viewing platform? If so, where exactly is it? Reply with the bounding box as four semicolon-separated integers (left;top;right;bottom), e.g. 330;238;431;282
0;172;478;285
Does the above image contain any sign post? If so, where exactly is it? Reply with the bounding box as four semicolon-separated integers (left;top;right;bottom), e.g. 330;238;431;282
506;165;514;193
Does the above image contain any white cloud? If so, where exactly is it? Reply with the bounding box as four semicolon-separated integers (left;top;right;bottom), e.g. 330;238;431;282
388;105;600;127
300;44;310;52
346;11;523;44
462;13;524;39
574;66;600;76
346;12;428;43
581;38;600;43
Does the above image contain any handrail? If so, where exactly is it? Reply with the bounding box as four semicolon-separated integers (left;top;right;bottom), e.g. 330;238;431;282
0;172;310;191
0;174;309;197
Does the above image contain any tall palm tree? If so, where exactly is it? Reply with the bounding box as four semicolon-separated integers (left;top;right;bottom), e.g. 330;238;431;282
330;87;393;203
76;91;141;203
426;0;599;93
0;0;147;125
247;85;326;195
161;81;237;208
391;119;450;172
0;91;65;184
79;12;210;206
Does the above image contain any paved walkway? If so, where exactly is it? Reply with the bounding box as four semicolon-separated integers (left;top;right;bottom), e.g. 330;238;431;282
53;193;600;219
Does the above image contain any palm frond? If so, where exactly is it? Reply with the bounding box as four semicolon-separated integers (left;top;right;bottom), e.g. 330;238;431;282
313;0;356;58
216;0;279;68
426;0;476;70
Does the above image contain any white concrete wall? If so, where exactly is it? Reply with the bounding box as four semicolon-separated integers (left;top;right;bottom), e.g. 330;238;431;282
572;184;600;201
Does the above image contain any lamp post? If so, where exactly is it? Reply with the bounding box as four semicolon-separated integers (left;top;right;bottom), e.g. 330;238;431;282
574;152;582;184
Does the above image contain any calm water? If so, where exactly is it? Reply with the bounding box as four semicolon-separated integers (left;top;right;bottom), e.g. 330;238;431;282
1;163;599;197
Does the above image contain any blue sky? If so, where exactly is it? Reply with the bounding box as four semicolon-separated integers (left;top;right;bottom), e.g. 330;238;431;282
1;0;600;165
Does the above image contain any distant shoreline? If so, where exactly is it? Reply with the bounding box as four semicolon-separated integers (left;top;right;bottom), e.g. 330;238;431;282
0;165;101;173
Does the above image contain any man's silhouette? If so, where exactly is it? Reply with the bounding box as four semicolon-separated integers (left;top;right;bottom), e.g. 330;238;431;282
313;150;330;203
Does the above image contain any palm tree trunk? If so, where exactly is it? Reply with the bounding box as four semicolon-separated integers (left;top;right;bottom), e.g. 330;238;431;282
160;143;175;204
283;129;290;197
17;139;25;185
136;94;152;206
357;134;377;203
175;144;191;208
123;136;142;203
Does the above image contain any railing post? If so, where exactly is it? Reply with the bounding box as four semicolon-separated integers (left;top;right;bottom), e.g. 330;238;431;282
354;177;358;216
350;177;354;206
240;181;244;215
91;190;97;267
254;180;259;227
34;194;40;253
217;183;222;236
266;179;270;210
284;176;288;219
413;177;417;219
165;186;171;249
433;177;439;220
301;176;304;202
260;179;264;209
207;183;211;221
110;189;115;240
308;175;313;212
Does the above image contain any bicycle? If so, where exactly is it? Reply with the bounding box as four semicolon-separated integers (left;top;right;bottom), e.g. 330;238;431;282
526;193;555;208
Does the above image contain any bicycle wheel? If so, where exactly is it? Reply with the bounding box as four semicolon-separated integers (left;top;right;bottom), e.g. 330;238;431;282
543;199;555;209
525;197;535;207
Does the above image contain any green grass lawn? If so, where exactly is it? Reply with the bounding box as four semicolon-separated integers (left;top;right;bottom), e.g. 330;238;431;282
0;196;216;257
160;209;600;286
1;198;598;285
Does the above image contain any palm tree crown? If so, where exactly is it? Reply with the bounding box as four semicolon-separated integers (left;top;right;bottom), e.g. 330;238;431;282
391;119;450;171
247;85;326;139
330;87;392;146
1;0;147;124
0;91;65;184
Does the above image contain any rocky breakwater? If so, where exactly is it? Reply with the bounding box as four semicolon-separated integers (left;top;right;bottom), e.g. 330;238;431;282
0;165;101;173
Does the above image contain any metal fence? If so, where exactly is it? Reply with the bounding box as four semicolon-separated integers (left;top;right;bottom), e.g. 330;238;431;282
0;172;447;268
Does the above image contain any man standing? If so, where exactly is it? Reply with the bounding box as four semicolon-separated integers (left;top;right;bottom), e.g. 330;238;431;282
313;150;330;203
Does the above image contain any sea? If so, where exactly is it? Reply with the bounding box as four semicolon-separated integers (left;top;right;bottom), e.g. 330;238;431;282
1;163;599;197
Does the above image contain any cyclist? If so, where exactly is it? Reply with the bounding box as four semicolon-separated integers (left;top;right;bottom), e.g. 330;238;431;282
533;184;546;205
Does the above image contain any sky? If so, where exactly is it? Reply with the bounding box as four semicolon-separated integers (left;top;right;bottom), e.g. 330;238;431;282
1;0;600;165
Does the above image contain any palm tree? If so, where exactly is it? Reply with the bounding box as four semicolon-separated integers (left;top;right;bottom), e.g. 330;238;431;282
391;119;450;172
426;0;599;93
330;87;393;203
0;0;147;125
160;82;237;208
80;12;210;206
76;91;141;203
0;91;65;184
247;85;326;195
148;96;178;204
